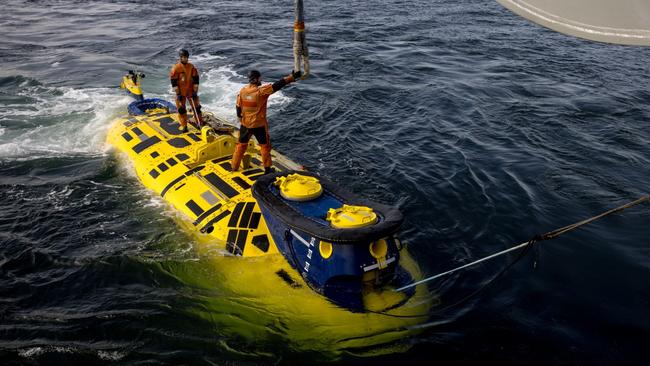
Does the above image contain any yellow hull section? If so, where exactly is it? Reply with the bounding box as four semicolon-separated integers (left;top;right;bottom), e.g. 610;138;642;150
107;110;434;357
107;112;297;257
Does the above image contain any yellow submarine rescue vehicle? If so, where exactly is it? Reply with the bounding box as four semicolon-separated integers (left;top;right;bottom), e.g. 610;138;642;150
119;70;145;101
106;85;434;356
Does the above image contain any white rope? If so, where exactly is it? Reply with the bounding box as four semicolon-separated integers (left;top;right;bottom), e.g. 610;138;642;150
394;240;532;292
395;195;650;293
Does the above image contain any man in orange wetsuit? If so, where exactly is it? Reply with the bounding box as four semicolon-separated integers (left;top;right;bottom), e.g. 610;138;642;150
170;49;203;133
231;69;301;174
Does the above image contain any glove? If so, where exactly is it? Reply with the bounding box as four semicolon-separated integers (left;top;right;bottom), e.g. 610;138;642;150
292;70;302;80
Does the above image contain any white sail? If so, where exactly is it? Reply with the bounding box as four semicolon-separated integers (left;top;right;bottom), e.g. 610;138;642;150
497;0;650;46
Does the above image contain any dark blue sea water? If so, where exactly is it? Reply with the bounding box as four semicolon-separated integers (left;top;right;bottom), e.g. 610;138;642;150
1;0;649;364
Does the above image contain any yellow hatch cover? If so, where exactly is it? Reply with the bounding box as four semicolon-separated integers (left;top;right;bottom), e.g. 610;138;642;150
275;173;323;201
327;205;378;229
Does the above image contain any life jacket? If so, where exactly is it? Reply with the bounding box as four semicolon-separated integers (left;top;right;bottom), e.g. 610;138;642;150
170;62;198;97
237;83;275;128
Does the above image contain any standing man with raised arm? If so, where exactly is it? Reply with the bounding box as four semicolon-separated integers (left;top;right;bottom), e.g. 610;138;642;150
231;69;301;174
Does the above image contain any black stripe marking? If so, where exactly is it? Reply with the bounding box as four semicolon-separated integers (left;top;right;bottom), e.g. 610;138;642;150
252;235;270;253
188;133;202;142
122;132;133;142
232;177;251;190
200;210;231;233
149;169;160;179
157;117;182;136
186;165;205;176
166;157;177;167
247;174;264;181
226;230;239;254
219;162;231;171
133;136;161;153
150;151;160;158
238;202;255;228
157;162;169;172
243;168;263;176
132;127;144;137
204;173;239;198
228;202;245;227
185;199;204;217
168;137;190;148
274;163;288;172
176;153;189;162
193;203;223;226
160;165;205;197
212;156;230;164
161;175;185;197
236;230;248;254
248;212;261;229
252;158;262;166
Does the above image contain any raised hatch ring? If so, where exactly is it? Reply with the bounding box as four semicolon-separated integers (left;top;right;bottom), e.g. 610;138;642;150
274;173;323;201
326;204;378;229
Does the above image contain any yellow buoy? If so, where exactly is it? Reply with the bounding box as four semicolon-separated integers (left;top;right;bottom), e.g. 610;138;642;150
319;241;333;259
369;238;388;259
326;205;378;229
274;173;323;201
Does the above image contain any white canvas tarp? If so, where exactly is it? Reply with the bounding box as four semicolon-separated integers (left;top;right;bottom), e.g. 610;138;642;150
497;0;650;45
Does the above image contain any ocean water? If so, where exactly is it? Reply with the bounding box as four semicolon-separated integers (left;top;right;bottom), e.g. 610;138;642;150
1;0;649;365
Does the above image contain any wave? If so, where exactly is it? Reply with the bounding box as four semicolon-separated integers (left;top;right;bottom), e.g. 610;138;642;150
0;61;293;161
0;77;126;160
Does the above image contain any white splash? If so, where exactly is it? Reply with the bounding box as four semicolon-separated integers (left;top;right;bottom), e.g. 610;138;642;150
97;350;126;361
0;61;293;161
189;53;226;63
199;65;294;124
0;84;127;160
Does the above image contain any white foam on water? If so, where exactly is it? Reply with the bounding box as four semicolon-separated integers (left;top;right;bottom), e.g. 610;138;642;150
0;59;294;161
189;53;226;63
177;56;295;124
0;84;128;161
97;350;126;361
18;347;45;358
206;66;293;122
18;345;77;358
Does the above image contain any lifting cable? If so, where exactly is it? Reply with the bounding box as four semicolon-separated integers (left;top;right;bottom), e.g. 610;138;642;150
395;195;650;293
293;0;310;79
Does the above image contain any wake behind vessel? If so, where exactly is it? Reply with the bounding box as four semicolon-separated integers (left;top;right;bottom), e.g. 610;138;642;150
106;74;433;354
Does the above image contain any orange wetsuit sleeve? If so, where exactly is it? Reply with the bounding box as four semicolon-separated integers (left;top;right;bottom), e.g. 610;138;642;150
236;93;242;118
191;66;199;85
170;64;179;87
259;84;274;96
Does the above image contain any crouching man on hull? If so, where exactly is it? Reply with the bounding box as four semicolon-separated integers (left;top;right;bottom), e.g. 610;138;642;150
231;69;301;174
170;49;203;133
